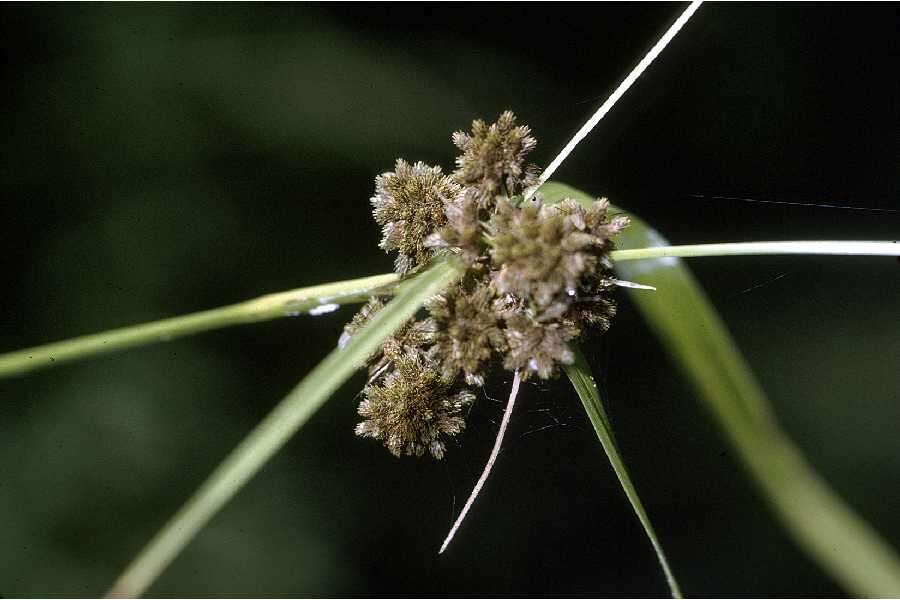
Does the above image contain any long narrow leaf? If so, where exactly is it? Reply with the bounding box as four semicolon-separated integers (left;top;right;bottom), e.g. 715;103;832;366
543;181;900;596
106;257;463;598
564;349;682;598
0;272;399;379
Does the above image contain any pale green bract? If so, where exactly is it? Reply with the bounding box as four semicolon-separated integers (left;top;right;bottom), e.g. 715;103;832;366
542;181;900;597
564;348;682;598
106;257;464;598
0;272;400;379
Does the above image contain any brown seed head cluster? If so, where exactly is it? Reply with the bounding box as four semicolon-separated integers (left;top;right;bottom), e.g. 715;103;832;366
452;110;538;207
346;112;628;458
372;159;462;274
356;351;474;459
428;282;506;386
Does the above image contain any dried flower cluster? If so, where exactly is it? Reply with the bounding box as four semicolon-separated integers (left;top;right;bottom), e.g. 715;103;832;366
347;111;629;458
372;160;462;274
451;111;539;208
356;352;474;460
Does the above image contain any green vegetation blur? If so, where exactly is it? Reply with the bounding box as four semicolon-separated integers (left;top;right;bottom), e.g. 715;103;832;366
1;4;897;597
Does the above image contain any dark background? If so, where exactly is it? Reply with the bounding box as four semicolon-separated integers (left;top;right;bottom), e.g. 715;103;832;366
1;3;898;597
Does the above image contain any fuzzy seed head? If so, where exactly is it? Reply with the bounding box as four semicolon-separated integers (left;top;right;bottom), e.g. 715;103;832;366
372;159;463;274
452;111;538;208
356;352;474;459
425;192;484;266
501;310;579;379
429;282;506;386
566;272;619;335
488;199;594;307
488;197;627;308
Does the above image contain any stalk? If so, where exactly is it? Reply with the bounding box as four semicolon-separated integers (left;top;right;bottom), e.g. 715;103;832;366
0;273;398;378
611;241;899;261
106;259;462;598
528;0;704;199
5;241;896;380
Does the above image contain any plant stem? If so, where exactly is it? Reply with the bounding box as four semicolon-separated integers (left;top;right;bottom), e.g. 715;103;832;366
611;241;899;261
0;273;398;379
439;369;521;554
4;241;895;380
105;258;463;598
528;0;703;199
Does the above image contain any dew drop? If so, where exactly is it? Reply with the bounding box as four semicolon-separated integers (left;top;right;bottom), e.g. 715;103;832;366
308;303;340;316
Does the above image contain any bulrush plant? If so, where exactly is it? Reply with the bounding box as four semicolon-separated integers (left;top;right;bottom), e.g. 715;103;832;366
2;2;899;597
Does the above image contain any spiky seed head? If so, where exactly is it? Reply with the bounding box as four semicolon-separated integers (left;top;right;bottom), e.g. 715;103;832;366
372;159;463;274
428;282;506;386
501;310;579;379
487;198;594;307
487;197;627;308
554;197;628;333
425;191;484;266
565;272;619;335
556;197;630;254
340;298;437;379
356;351;474;459
452;111;538;209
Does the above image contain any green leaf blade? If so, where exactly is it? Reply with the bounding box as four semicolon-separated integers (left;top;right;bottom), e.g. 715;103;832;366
107;257;463;598
0;272;400;379
543;181;900;596
564;349;682;599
